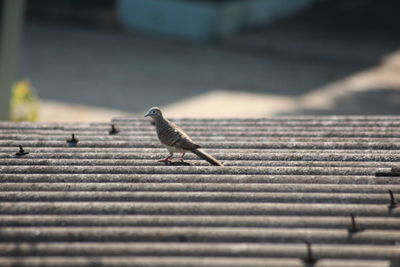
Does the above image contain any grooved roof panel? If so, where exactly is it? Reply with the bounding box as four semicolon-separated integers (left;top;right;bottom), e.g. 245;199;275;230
0;116;399;267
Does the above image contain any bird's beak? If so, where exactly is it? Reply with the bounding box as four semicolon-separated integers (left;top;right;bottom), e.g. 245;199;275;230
144;112;150;117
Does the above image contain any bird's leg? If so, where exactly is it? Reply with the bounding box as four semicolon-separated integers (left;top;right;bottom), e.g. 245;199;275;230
179;152;186;162
158;152;173;162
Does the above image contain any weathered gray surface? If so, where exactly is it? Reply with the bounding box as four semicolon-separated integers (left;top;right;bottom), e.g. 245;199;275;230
0;117;399;267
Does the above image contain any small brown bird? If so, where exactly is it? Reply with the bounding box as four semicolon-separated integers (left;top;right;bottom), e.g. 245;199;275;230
144;107;223;166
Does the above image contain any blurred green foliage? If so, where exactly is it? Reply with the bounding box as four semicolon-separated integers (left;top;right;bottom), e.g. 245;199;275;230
10;79;39;121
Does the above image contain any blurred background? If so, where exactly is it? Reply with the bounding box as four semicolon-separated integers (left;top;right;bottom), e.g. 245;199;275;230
1;0;400;122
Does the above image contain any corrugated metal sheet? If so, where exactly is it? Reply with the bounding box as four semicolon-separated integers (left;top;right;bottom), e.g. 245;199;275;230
0;116;399;267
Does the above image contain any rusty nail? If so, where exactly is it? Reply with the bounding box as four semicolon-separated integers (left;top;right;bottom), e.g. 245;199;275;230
109;124;119;135
15;145;29;156
388;190;398;209
348;213;363;233
67;134;78;144
304;241;317;264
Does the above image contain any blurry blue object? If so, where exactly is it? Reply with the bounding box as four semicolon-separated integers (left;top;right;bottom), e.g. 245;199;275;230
118;0;314;41
247;0;313;25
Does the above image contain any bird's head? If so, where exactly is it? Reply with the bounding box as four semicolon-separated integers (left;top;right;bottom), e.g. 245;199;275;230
144;107;162;119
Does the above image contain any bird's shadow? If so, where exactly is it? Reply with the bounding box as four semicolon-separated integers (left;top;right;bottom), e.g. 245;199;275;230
164;161;191;166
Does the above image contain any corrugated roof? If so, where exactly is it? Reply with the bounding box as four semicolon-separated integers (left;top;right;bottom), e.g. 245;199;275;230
0;116;399;267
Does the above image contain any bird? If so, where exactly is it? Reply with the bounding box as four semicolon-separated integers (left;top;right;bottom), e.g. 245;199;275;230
144;107;223;166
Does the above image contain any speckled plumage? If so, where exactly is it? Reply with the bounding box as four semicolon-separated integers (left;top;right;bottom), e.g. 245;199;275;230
155;117;200;151
145;107;223;166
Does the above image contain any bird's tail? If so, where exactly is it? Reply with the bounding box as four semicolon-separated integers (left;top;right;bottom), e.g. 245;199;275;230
192;148;223;166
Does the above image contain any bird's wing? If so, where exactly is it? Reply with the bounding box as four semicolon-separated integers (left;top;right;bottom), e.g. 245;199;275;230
169;122;201;150
158;121;200;150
